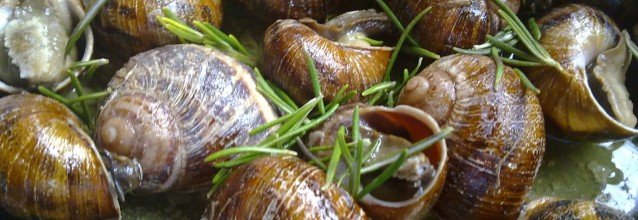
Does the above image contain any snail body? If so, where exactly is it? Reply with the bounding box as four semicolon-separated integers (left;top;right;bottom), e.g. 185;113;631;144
206;156;367;219
399;54;546;219
262;10;392;104
527;4;637;141
386;0;520;55
96;44;277;193
519;197;632;220
307;104;448;219
84;0;222;60
0;0;93;93
0;94;120;219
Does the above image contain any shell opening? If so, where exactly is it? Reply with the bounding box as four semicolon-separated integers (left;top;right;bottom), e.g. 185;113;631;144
300;9;392;48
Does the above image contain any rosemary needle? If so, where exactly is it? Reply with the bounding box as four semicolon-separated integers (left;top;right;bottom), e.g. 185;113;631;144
384;7;431;81
65;0;108;56
357;149;408;199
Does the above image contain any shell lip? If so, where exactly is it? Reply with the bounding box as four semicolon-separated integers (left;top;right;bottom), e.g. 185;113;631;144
359;105;448;207
0;0;94;94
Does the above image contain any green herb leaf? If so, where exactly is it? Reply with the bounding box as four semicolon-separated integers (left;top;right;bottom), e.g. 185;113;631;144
357;149;408;199
65;0;108;56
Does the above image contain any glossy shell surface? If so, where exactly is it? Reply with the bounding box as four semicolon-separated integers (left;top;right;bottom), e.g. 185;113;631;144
399;54;546;219
0;94;120;219
235;0;339;22
96;44;277;193
206;156;367;220
519;197;632;220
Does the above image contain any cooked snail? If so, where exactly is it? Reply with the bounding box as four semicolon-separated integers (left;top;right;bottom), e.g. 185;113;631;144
261;9;392;104
521;0;638;28
386;0;520;55
519;197;632;220
0;0;93;93
398;54;546;219
0;94;121;219
205;156;367;219
95;44;278;193
306;104;448;220
526;4;637;141
235;0;339;22
83;0;222;60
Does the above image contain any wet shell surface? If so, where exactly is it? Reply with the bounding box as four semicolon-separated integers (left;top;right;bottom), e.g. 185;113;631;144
205;156;367;220
519;197;632;220
399;54;546;219
261;10;392;104
387;0;520;55
306;104;448;220
527;4;637;141
0;94;120;219
235;0;339;22
84;0;223;59
95;44;277;193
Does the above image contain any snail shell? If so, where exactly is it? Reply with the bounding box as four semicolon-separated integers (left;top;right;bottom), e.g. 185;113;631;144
519;197;632;220
206;156;367;219
261;9;392;104
398;54;546;219
306;104;448;220
386;0;520;55
235;0;339;22
526;4;637;141
522;0;638;28
84;0;222;60
95;44;278;193
0;94;120;219
0;0;94;93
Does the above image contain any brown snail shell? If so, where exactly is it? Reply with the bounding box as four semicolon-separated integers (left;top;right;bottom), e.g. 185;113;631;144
386;0;520;55
306;104;448;220
83;0;222;60
519;197;632;220
95;44;278;194
261;9;393;104
0;94;120;219
235;0;339;22
526;4;637;141
205;156;367;219
0;0;94;93
521;0;638;28
398;54;546;219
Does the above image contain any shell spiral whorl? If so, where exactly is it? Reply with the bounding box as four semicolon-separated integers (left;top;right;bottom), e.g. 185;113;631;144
96;44;277;193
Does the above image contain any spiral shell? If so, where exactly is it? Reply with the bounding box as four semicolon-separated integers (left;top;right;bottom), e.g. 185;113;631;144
84;0;222;60
261;10;392;104
387;0;520;55
526;4;637;141
95;44;277;193
0;94;120;219
206;156;367;219
398;54;546;219
0;0;94;93
519;197;632;220
307;104;448;219
235;0;339;22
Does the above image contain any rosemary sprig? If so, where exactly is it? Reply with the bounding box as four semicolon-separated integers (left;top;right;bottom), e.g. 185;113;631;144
384;7;431;81
303;49;326;115
356;149;408;199
356;35;384;46
65;0;108;56
363;57;424;107
492;48;505;88
157;8;257;67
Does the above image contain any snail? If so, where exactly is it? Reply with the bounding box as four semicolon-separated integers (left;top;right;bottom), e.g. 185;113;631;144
306;104;448;219
526;4;637;141
398;54;546;219
83;0;223;60
519;197;632;220
235;0;339;22
0;0;94;93
205;156;367;219
261;9;393;104
521;0;638;28
0;94;126;219
386;0;520;55
95;44;278;194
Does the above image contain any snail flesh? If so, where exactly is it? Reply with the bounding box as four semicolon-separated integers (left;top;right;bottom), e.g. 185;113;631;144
519;197;632;220
526;4;637;141
83;0;223;60
261;9;392;104
0;94;121;219
306;104;448;220
398;54;546;219
95;44;278;193
205;156;367;219
386;0;520;55
0;0;93;93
